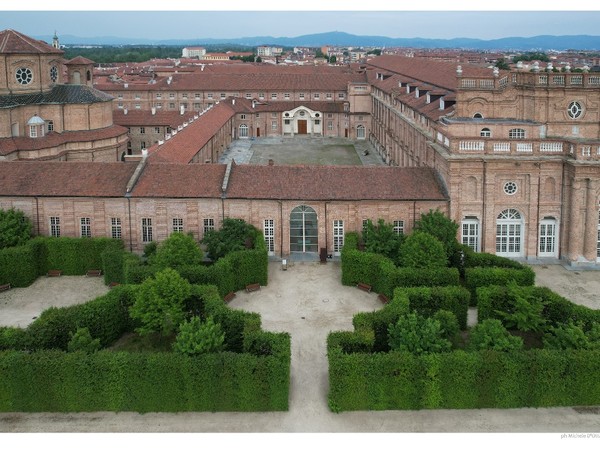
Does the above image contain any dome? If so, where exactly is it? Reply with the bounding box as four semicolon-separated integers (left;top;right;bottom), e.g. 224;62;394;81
27;115;45;126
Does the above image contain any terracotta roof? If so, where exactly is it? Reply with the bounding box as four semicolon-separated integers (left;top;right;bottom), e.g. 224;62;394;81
366;55;502;92
113;109;197;127
0;126;128;156
0;29;63;55
225;165;448;201
65;56;95;65
148;102;235;164
0;161;136;197
227;97;346;113
130;162;226;198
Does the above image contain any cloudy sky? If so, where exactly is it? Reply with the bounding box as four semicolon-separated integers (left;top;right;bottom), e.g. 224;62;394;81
2;2;599;41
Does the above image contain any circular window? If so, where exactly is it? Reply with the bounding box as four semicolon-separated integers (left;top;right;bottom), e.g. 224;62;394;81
503;181;518;195
315;113;320;118
299;111;305;117
284;113;289;117
567;101;583;119
16;67;33;85
50;66;58;82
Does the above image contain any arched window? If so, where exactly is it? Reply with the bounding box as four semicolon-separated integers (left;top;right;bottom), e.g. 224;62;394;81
239;124;248;138
496;209;524;257
290;205;318;253
473;113;483;119
356;125;366;139
480;127;491;137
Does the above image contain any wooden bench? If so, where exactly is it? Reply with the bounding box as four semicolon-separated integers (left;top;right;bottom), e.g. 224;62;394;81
224;291;236;303
47;270;62;277
378;293;389;304
245;283;261;293
86;269;102;277
109;282;121;289
357;282;372;293
0;283;11;292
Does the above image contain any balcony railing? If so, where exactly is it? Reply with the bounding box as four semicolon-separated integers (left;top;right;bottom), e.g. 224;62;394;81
452;139;567;156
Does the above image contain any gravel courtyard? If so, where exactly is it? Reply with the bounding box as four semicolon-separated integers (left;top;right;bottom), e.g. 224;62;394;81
1;262;599;432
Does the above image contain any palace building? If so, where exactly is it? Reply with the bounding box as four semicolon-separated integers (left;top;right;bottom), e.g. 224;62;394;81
1;29;600;267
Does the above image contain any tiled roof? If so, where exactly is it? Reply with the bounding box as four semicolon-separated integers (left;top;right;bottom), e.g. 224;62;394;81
0;85;114;109
0;29;63;54
0;161;136;197
366;55;500;92
130;162;226;198
0;126;129;156
227;97;346;113
113;109;197;127
225;165;448;201
65;56;95;65
148;102;235;164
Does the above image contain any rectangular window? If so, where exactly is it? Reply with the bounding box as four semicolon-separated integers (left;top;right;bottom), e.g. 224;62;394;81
140;127;145;134
256;113;260;118
156;93;162;99
271;112;278;118
362;219;369;233
140;141;146;150
284;119;291;125
264;219;275;254
80;217;91;238
142;218;153;243
47;120;54;132
240;114;246;120
333;220;344;254
284;93;290;99
29;126;37;138
118;94;123;100
135;103;141;110
393;220;404;235
327;113;333;118
259;93;265;99
193;103;201;110
172;217;184;233
220;93;226;99
272;120;277;130
182;93;188;99
50;216;60;238
169;103;175;109
326;93;332;99
314;93;320;99
135;94;140;100
111;218;122;240
327;121;333;130
338;93;345;99
314;120;321;125
169;93;175;99
203;218;215;235
156;102;162;109
299;93;305;99
195;93;201;99
207;93;213;99
154;127;160;134
539;220;557;257
462;219;480;252
271;93;277;99
245;93;252;99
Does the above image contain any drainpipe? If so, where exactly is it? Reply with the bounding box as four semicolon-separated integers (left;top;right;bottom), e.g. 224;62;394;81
324;202;329;254
35;196;40;235
279;200;284;258
126;194;133;252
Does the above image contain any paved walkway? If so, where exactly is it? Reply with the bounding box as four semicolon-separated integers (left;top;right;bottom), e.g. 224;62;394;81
1;262;599;433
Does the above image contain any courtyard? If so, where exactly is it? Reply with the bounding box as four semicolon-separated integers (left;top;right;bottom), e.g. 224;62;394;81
0;262;599;432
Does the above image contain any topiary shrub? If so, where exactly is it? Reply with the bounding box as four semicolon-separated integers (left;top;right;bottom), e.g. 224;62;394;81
398;231;447;269
67;327;101;353
388;312;452;355
413;209;460;266
150;232;203;270
433;310;460;341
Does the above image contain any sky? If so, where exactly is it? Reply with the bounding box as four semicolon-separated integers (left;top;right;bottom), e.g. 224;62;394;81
1;2;599;42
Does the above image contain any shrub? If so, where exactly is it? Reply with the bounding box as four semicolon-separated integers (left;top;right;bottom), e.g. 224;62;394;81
67;327;101;353
150;232;203;270
398;231;447;269
0;244;38;287
468;319;524;352
173;316;225;355
543;321;599;350
433;310;460;341
495;283;547;332
361;219;404;264
0;208;32;249
465;266;535;304
413;210;460;265
202;218;260;261
129;268;191;337
395;286;470;330
101;243;126;285
388;312;452;355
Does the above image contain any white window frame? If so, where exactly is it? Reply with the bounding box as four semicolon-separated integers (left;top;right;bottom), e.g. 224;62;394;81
496;209;523;257
539;218;558;258
50;216;60;237
333;220;344;255
203;218;215;236
142;218;153;243
393;220;404;236
239;124;249;138
264;219;275;255
80;217;91;238
461;218;480;252
172;217;184;233
111;217;122;240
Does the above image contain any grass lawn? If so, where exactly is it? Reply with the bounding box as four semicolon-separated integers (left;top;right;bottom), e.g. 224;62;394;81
249;142;362;165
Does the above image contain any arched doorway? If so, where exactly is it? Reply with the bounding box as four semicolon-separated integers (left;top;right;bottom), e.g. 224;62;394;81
239;124;248;138
357;125;366;139
496;209;524;257
290;205;318;253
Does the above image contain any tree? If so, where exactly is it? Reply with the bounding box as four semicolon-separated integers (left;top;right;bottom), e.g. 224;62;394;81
329;55;337;64
150;232;203;269
361;219;404;264
0;208;32;249
495;58;510;70
173;316;225;355
129;268;192;337
388;312;452;355
202;218;259;261
468;319;524;352
67;327;101;353
413;210;460;264
398;231;447;269
433;310;459;341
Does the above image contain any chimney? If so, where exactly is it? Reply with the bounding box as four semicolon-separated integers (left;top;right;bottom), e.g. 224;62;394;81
232;98;235;105
167;76;172;85
124;83;128;88
180;105;185;115
124;108;128;115
151;107;156;115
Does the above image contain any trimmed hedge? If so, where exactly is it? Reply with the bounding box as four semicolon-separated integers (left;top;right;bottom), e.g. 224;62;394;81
0;244;39;287
478;285;600;330
328;339;600;411
395;286;470;330
464;266;535;305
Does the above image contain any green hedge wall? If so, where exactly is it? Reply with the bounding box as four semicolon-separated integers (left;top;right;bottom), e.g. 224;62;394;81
327;342;600;411
352;295;410;352
394;286;471;330
0;244;39;287
341;233;460;299
477;285;600;329
464;266;535;304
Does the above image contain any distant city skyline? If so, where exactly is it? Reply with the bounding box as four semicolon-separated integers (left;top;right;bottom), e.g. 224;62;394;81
1;10;600;43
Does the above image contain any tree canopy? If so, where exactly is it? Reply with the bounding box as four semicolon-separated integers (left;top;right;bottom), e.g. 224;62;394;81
398;231;447;269
361;219;404;265
0;208;32;249
202;218;259;261
150;232;203;269
413;210;460;264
